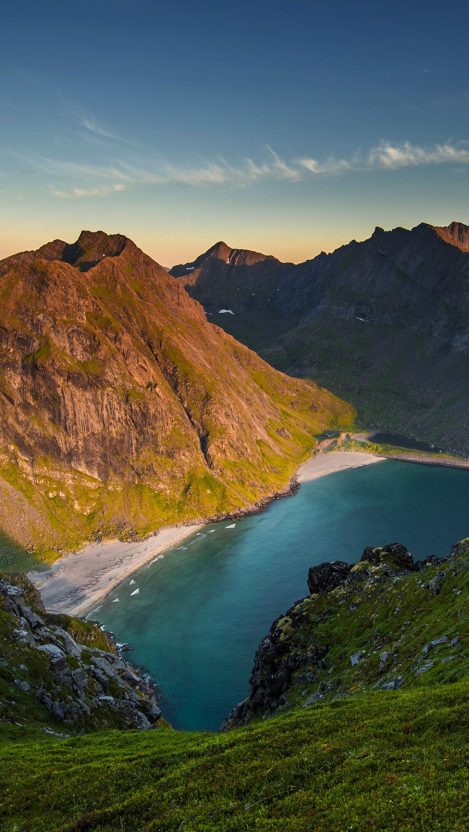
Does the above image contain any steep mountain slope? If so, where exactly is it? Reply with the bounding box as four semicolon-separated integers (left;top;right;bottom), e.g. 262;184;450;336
171;222;469;454
0;232;352;562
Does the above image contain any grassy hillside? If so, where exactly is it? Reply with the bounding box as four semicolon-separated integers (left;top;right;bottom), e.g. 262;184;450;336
0;682;467;831
0;544;467;831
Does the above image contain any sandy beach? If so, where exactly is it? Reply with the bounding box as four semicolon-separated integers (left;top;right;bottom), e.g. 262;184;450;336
30;524;204;617
296;450;385;483
30;451;385;617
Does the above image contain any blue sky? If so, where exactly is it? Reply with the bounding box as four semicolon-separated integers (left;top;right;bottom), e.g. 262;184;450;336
2;0;469;263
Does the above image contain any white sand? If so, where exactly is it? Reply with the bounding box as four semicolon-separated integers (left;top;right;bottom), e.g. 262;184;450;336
30;451;385;618
296;450;385;483
30;524;203;617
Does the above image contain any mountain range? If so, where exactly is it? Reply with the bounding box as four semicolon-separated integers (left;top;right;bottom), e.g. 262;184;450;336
171;221;469;454
0;231;352;560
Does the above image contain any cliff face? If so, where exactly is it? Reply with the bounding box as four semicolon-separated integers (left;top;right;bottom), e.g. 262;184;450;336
172;222;469;453
225;539;469;727
0;231;353;559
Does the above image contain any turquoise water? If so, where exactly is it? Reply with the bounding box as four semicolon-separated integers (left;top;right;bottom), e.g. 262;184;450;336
96;461;469;731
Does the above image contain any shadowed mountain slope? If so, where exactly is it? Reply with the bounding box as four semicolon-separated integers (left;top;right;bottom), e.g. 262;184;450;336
171;222;469;453
0;232;352;561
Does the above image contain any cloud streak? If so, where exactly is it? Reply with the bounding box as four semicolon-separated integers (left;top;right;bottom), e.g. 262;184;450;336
81;116;136;145
48;182;127;198
20;139;469;198
298;140;469;175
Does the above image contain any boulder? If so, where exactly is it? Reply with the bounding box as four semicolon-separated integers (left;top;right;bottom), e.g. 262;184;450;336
307;561;352;594
361;543;415;571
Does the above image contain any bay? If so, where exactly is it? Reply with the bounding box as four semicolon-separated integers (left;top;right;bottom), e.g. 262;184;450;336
96;460;469;730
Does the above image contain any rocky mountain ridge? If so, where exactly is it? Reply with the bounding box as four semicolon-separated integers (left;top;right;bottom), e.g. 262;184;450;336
172;221;469;453
0;231;352;562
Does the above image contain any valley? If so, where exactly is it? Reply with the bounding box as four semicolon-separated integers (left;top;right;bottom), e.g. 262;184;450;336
1;227;468;832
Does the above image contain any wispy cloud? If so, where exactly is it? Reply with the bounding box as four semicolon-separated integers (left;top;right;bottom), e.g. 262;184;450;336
81;116;136;145
299;140;469;174
15;139;469;199
48;183;127;198
366;140;469;169
40;151;300;195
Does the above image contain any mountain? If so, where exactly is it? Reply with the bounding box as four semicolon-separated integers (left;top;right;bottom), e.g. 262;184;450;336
0;231;352;561
171;222;469;454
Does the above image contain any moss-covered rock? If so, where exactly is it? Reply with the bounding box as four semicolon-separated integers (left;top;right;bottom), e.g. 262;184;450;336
225;539;469;726
0;576;161;733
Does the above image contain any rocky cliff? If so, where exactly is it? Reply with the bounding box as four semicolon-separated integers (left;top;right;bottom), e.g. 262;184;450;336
172;222;469;454
0;231;353;562
0;575;161;732
225;538;468;727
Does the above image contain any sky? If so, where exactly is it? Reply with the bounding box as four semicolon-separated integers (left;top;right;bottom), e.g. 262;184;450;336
2;0;469;264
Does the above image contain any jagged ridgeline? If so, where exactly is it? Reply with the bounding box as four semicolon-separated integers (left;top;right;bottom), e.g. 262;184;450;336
171;222;469;454
0;231;353;563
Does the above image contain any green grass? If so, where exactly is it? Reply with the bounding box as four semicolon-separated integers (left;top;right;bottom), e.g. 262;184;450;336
0;682;467;831
0;544;467;831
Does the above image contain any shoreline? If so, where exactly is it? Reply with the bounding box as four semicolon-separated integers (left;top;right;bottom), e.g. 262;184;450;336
30;523;205;617
30;450;386;617
383;451;469;471
29;445;469;618
295;450;384;483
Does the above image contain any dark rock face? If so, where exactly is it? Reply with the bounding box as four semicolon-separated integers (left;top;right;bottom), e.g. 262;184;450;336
0;577;161;731
360;543;415;571
307;560;352;594
172;222;469;454
224;600;329;728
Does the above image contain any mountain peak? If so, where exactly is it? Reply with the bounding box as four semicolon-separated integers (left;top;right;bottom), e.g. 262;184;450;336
433;221;469;252
170;242;277;278
36;230;132;271
197;242;277;267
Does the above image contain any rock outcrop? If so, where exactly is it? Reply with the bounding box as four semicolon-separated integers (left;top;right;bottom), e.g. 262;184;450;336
0;576;161;731
224;539;468;727
307;560;352;594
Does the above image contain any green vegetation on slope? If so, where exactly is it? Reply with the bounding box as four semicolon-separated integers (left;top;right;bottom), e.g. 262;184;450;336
0;683;467;832
227;541;469;728
0;542;468;831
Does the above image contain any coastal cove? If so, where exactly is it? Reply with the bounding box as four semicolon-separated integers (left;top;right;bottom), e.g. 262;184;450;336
94;459;469;731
